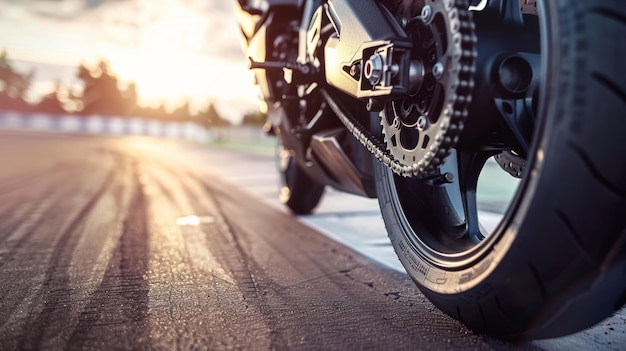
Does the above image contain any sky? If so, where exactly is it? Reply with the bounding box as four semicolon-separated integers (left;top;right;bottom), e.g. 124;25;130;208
0;0;259;122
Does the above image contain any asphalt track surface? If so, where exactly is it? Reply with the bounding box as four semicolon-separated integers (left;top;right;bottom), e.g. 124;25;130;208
0;132;623;350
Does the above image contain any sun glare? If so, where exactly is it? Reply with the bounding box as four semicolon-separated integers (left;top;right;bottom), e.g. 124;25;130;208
108;48;256;111
101;3;257;116
0;0;260;121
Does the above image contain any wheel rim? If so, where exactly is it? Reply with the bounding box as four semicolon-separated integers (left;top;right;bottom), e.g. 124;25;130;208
384;0;546;269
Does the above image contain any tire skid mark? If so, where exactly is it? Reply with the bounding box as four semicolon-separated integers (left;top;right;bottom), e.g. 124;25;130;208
129;156;278;348
52;142;486;348
186;169;309;278
16;164;119;350
156;161;367;290
67;164;150;349
134;160;182;208
0;173;75;267
180;170;364;349
181;175;284;348
138;160;266;349
0;165;120;337
138;163;263;349
164;168;263;300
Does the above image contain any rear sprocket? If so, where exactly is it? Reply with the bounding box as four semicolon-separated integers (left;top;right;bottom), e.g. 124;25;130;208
380;0;476;177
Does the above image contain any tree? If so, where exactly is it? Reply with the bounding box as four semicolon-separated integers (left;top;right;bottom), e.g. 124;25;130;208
121;81;138;112
170;100;192;121
36;81;66;114
241;110;267;126
0;49;33;112
196;103;230;128
74;60;137;116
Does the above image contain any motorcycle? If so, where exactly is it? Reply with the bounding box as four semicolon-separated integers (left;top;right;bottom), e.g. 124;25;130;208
234;0;626;339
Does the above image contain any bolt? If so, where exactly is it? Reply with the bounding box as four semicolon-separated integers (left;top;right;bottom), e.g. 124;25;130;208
432;62;444;80
349;62;361;78
400;17;408;29
417;115;428;131
421;5;433;23
433;172;455;185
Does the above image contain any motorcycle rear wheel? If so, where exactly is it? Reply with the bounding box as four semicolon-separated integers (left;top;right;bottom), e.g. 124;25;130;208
375;0;626;339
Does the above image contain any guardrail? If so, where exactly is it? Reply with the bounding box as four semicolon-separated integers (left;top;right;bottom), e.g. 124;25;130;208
0;111;214;143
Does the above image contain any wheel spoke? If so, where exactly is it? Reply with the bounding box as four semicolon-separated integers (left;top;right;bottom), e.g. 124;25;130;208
451;149;493;243
495;98;533;155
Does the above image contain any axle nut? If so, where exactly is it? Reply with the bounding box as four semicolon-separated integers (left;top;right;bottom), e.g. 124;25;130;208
364;53;384;86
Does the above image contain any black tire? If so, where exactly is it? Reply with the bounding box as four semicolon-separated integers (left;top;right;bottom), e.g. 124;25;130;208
276;141;325;215
375;0;626;339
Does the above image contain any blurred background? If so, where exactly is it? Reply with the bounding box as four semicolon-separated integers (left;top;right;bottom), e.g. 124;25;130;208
0;0;267;129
